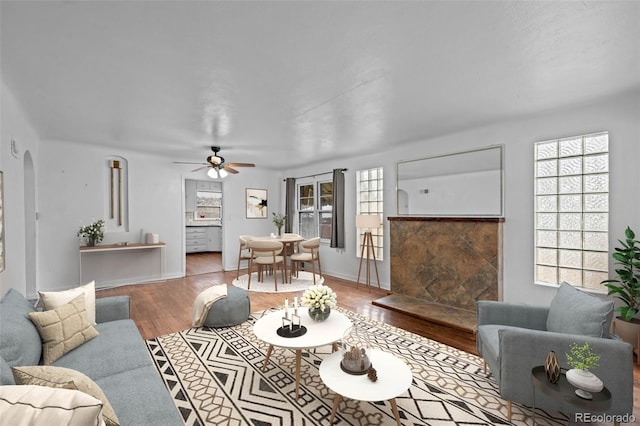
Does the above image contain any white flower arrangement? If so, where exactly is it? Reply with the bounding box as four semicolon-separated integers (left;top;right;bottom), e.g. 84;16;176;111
77;219;105;245
301;284;337;310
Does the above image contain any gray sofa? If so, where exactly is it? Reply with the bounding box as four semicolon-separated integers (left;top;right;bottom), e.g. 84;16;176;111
0;289;183;426
477;283;634;421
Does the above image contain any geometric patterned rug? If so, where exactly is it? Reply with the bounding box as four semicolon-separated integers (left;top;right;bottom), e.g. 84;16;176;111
145;307;568;425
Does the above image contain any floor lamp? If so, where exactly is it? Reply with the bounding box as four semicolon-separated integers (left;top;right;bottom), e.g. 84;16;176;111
356;214;381;289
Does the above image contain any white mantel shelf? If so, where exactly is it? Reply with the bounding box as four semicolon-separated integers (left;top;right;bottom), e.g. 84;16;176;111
79;242;166;288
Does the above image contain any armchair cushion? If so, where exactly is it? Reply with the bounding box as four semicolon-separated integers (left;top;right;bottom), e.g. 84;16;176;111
546;282;614;338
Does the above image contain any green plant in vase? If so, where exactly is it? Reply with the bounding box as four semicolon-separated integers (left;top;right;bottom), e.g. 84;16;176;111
77;219;105;246
601;226;640;321
272;212;286;236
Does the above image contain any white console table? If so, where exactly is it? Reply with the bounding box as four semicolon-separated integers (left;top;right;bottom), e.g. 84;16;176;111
79;243;166;288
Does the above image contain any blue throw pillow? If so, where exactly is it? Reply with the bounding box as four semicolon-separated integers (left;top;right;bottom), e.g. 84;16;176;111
0;289;42;366
546;282;614;338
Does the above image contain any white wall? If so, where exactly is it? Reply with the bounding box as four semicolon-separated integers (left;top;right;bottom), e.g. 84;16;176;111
0;79;40;298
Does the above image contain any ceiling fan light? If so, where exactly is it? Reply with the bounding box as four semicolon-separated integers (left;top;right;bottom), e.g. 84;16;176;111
207;155;222;165
218;168;228;178
207;168;219;179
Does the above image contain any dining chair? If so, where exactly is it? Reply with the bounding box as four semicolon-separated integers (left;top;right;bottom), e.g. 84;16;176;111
247;240;286;291
236;235;254;279
289;237;321;284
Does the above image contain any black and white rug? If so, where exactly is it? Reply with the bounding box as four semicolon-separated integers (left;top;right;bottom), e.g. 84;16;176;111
145;308;567;425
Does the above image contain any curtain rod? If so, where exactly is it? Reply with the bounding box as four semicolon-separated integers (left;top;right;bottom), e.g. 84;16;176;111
283;168;347;181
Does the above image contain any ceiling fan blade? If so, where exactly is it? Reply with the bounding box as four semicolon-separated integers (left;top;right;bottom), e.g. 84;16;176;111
226;162;255;168
223;166;239;174
174;161;208;165
191;165;209;172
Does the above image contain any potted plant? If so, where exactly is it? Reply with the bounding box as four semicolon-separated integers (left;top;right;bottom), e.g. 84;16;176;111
272;212;286;236
564;342;603;399
601;226;640;348
77;219;105;247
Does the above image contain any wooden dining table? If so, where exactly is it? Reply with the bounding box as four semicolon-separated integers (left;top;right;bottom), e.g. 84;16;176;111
251;234;304;283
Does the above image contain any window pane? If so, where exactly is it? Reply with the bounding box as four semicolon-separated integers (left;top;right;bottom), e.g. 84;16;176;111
584;174;608;193
536;141;557;160
537;213;557;230
559;138;582;157
559;213;581;230
584;134;608;154
583;232;608;252
299;212;315;239
584;154;608;174
584;213;608;232
537;248;557;266
583;270;608;290
559;268;582;286
558;157;582;176
537;231;558;248
536;160;557;177
559;231;581;249
537;265;558;284
584;251;608;271
558;176;581;194
537;196;557;212
559;250;582;268
584;194;608;212
319;212;332;239
559;195;582;212
537;178;557;194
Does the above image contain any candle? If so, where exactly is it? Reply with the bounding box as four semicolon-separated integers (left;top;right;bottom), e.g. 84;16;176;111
285;298;289;318
294;297;298;308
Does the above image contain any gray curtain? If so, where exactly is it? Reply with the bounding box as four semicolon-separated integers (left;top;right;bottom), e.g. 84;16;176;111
284;178;296;233
330;169;345;248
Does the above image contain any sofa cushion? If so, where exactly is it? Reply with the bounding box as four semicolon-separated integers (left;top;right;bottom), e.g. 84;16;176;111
0;288;42;366
0;384;105;426
13;365;119;426
28;294;99;365
95;365;184;426
53;319;155;380
546;282;614;338
39;281;97;325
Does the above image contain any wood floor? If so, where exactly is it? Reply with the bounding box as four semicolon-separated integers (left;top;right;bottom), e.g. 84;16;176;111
96;252;639;422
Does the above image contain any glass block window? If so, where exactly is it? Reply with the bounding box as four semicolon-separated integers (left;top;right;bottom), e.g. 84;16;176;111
534;132;609;291
356;167;384;260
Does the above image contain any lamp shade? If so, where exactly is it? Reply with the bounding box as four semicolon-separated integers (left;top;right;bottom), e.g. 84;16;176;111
207;168;219;179
355;214;381;229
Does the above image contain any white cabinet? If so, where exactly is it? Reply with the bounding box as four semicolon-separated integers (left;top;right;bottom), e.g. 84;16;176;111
207;227;222;251
186;227;207;253
186;226;222;253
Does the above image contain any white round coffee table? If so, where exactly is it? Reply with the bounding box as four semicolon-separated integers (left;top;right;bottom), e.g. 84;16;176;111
253;308;352;398
319;348;412;425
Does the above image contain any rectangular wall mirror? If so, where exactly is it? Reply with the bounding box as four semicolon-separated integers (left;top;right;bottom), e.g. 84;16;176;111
396;145;504;217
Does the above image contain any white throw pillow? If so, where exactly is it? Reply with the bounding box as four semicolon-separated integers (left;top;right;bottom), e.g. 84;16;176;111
0;385;106;426
39;281;96;325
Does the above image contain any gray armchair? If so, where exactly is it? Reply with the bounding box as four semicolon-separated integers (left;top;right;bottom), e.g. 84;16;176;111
476;284;634;423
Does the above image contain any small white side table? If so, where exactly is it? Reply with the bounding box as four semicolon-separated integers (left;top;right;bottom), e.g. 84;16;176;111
253;309;352;398
319;348;412;425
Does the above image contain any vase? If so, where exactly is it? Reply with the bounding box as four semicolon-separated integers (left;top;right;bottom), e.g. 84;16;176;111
566;369;604;399
277;227;282;236
86;238;97;247
308;306;331;322
544;351;561;384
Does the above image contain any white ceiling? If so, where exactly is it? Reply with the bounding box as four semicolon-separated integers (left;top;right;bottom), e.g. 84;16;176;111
2;1;639;169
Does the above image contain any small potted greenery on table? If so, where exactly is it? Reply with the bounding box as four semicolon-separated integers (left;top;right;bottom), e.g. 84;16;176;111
77;219;105;247
272;213;286;236
564;342;603;399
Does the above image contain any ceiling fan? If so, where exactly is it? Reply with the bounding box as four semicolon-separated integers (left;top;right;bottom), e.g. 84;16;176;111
174;146;255;178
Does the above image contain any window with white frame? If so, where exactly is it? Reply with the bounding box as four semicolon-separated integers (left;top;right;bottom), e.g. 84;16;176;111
534;132;609;290
357;167;384;260
297;180;333;240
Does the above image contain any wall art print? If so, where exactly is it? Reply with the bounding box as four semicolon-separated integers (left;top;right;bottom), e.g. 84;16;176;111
246;188;268;219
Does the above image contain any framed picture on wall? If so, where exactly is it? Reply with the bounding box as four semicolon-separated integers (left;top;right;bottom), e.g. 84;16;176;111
246;188;268;219
0;171;4;272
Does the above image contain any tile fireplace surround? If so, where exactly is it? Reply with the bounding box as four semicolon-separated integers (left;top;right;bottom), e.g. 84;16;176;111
385;217;503;319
